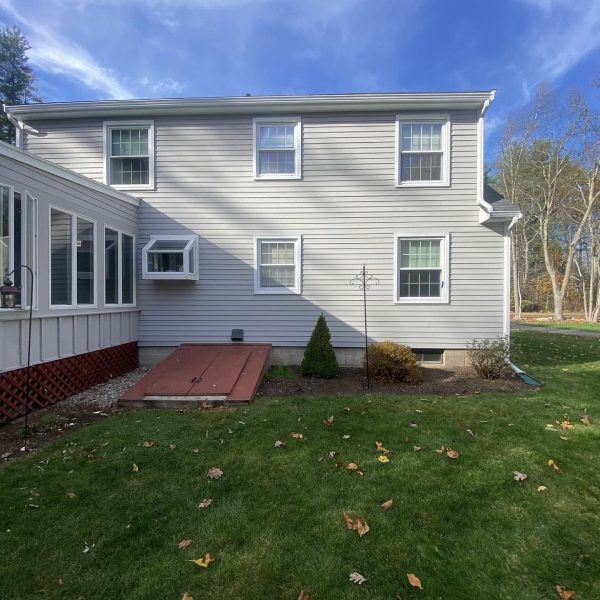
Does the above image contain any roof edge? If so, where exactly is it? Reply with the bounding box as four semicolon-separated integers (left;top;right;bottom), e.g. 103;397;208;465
0;141;140;207
4;91;496;121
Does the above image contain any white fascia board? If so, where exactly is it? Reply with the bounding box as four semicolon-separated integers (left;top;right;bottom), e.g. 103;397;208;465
0;141;140;207
5;91;496;121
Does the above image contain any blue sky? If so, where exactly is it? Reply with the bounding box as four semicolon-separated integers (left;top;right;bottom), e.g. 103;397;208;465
1;0;599;157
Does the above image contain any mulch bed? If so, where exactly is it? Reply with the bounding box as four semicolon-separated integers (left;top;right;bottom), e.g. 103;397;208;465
258;366;531;398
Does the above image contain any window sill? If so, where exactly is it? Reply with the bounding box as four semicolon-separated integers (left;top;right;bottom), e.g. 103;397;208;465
254;174;302;181
254;288;301;295
49;304;98;310
395;181;450;189
108;183;155;192
394;299;449;305
142;273;198;281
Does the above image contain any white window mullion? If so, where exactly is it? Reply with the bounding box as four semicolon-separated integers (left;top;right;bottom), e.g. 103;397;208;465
117;232;123;305
71;214;77;306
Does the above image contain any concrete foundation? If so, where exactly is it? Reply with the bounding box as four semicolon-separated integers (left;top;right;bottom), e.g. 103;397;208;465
139;346;471;370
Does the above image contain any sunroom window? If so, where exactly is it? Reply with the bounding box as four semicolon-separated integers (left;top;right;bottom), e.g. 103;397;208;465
142;235;199;280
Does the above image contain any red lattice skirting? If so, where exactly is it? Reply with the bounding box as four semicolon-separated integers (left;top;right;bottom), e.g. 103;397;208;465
0;342;138;424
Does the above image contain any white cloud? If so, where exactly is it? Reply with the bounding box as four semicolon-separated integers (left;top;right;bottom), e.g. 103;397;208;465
0;0;133;99
138;76;186;95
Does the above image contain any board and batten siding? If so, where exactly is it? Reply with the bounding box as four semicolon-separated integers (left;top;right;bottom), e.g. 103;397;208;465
0;151;139;371
24;110;505;350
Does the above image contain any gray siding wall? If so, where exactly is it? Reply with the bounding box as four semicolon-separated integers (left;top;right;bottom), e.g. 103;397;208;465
0;154;139;371
24;110;505;350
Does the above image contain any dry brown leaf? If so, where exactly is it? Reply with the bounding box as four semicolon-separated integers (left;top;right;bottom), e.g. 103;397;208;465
169;443;177;450
198;498;213;509
435;446;445;454
548;459;561;473
297;590;310;600
189;553;214;568
446;448;459;459
207;467;223;479
290;432;304;439
182;593;193;600
413;446;422;452
348;572;367;585
342;512;370;537
560;421;574;430
381;499;393;510
580;414;590;426
178;539;192;550
274;440;287;448
407;573;423;590
323;416;335;426
142;440;155;448
66;492;76;499
375;441;390;454
346;462;364;476
513;471;528;481
132;463;139;473
555;585;577;599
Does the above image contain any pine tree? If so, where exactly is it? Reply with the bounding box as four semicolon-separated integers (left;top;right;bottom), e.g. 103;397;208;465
301;313;339;379
0;26;40;144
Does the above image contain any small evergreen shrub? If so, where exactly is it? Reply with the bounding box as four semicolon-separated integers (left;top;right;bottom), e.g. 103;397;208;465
366;341;423;383
301;313;339;379
467;337;510;379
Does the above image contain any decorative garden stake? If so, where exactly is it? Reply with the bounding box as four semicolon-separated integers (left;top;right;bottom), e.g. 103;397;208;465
350;265;379;389
1;265;34;451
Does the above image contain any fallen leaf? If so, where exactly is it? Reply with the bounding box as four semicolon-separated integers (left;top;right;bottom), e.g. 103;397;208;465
274;440;287;448
297;591;310;600
407;573;423;590
466;428;475;438
580;414;590;426
189;553;214;568
182;593;193;600
290;432;304;439
548;459;561;473
435;446;445;454
410;423;418;428
58;579;64;586
537;485;548;492
349;572;367;585
560;436;569;441
132;463;139;473
378;455;390;464
342;512;370;537
66;492;76;499
446;449;459;459
206;467;223;479
375;441;390;454
513;471;528;481
413;446;421;452
342;434;351;439
142;440;155;448
381;499;393;510
198;498;213;509
560;421;574;430
555;585;577;599
415;409;423;413
178;539;192;550
323;416;335;426
169;443;177;450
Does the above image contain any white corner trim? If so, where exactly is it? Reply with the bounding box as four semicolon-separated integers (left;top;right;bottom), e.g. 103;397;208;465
103;120;155;191
254;234;302;294
503;223;511;337
395;113;451;188
393;232;450;304
252;116;302;180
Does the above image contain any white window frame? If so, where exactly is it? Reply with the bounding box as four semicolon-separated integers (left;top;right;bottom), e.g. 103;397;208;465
395;113;450;188
393;233;450;304
49;206;97;309
254;235;302;294
103;120;155;191
104;227;136;307
253;117;302;180
142;234;199;280
0;184;37;311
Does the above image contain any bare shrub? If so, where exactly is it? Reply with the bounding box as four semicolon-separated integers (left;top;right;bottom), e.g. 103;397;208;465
467;337;510;379
366;342;423;383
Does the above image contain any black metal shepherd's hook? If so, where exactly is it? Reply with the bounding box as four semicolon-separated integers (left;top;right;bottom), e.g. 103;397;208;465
349;265;379;389
2;265;34;451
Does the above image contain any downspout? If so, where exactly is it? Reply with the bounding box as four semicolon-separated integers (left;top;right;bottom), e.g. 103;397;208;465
477;91;495;223
3;106;25;150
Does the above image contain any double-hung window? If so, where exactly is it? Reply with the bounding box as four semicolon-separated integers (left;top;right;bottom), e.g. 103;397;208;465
50;208;95;307
104;121;154;190
105;228;135;305
254;236;301;294
395;235;449;303
396;114;450;186
253;117;301;179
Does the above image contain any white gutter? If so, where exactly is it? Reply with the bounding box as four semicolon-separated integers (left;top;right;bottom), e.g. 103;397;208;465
3;106;24;149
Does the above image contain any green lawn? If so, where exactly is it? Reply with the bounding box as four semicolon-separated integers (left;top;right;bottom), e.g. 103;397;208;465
1;331;599;599
518;320;600;333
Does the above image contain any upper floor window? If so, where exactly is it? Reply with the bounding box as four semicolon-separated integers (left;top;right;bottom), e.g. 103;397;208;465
50;208;95;307
253;117;302;180
394;235;449;304
396;114;450;187
254;235;301;294
104;121;154;190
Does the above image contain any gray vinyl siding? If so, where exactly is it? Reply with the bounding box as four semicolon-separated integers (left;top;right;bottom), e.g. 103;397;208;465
0;153;139;371
23;110;505;350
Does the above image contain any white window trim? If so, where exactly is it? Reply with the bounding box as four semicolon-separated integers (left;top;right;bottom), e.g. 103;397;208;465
393;233;450;304
141;234;199;280
49;206;97;309
395;113;451;188
104;226;137;307
254;234;302;294
103;120;155;191
253;116;302;180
